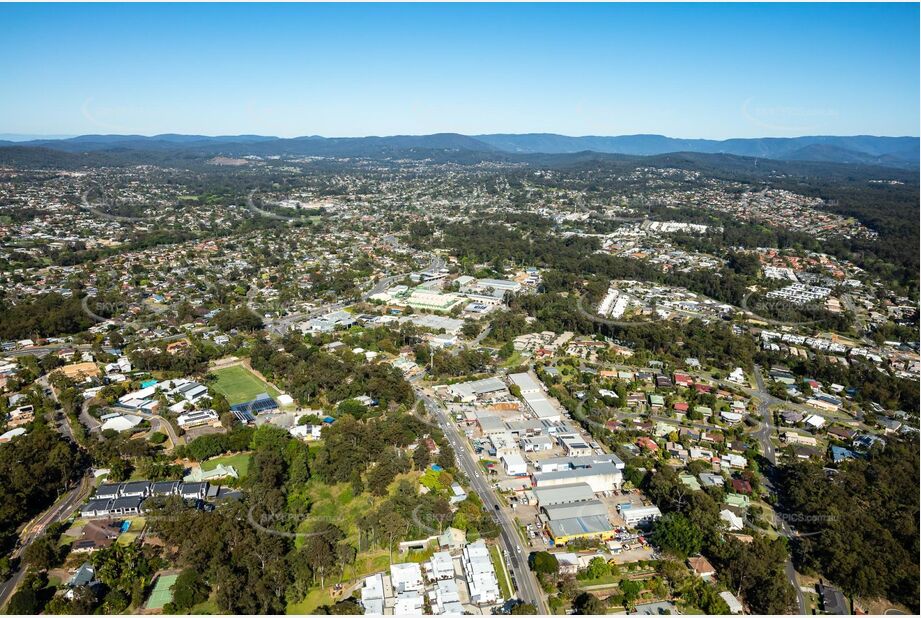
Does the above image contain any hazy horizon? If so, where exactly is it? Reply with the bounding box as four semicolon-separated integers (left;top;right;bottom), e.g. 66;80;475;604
3;131;920;142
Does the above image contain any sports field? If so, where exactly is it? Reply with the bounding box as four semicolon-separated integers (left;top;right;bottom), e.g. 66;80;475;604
210;364;281;405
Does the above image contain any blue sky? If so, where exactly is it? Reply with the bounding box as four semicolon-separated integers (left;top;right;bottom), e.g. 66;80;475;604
1;3;918;138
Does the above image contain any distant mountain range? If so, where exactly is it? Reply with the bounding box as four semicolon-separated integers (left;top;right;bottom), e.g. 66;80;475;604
0;132;917;169
475;134;920;168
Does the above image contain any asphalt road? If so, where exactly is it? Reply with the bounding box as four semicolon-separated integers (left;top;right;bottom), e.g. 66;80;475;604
6;343;92;358
79;398;101;434
134;409;185;447
0;473;93;610
751;365;807;615
416;388;548;613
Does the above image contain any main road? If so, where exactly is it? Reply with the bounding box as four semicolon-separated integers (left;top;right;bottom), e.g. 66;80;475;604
751;365;807;615
0;473;93;610
415;387;548;613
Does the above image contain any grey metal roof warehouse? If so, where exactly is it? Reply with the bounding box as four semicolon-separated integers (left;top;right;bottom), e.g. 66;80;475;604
449;377;508;399
547;514;615;538
542;500;609;521
524;396;560;419
509;372;542;393
534;461;622;483
533;483;596;506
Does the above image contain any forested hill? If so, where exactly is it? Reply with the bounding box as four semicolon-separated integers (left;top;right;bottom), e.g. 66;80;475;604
1;132;917;169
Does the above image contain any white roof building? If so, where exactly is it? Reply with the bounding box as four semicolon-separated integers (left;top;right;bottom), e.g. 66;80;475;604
508;372;542;395
100;414;143;432
390;562;424;595
720;509;745;531
804;414;827;429
501;452;528;476
429;578;464;615
0;427;27;442
621;505;662;527
289;424;323;441
393;591;424;615
727;367;746;384
462;540;501;605
533;462;623;493
177;409;219;428
425;551;455;581
360;573;384;616
721;453;748;469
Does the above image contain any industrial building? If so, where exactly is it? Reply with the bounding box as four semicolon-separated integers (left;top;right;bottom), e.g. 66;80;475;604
508;372;562;422
619;504;662;528
533;461;623;493
534;482;617;545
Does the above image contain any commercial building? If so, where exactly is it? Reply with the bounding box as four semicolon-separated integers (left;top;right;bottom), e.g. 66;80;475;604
535;454;625;473
533;461;623;493
447;377;509;403
501;452;528;476
508;372;563;422
535;482;616;545
557;433;593;457
404;288;464;312
546;513;617;545
533;483;596;506
620;504;662;528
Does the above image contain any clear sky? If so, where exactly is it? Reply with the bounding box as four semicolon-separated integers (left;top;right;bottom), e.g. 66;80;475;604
1;2;918;139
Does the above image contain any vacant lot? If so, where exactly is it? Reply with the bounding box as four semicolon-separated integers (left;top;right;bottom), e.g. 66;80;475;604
210;364;281;404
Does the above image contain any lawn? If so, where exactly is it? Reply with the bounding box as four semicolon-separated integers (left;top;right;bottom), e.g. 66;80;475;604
210;364;281;405
202;452;252;479
117;516;146;545
343;546;435;582
490;544;513;600
578;572;622;588
286;587;333;615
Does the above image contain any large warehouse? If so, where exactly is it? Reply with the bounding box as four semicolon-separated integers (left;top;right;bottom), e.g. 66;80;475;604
535;482;617;545
532;461;623;493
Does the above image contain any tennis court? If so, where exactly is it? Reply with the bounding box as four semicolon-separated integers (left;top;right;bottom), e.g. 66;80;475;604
145;573;178;610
